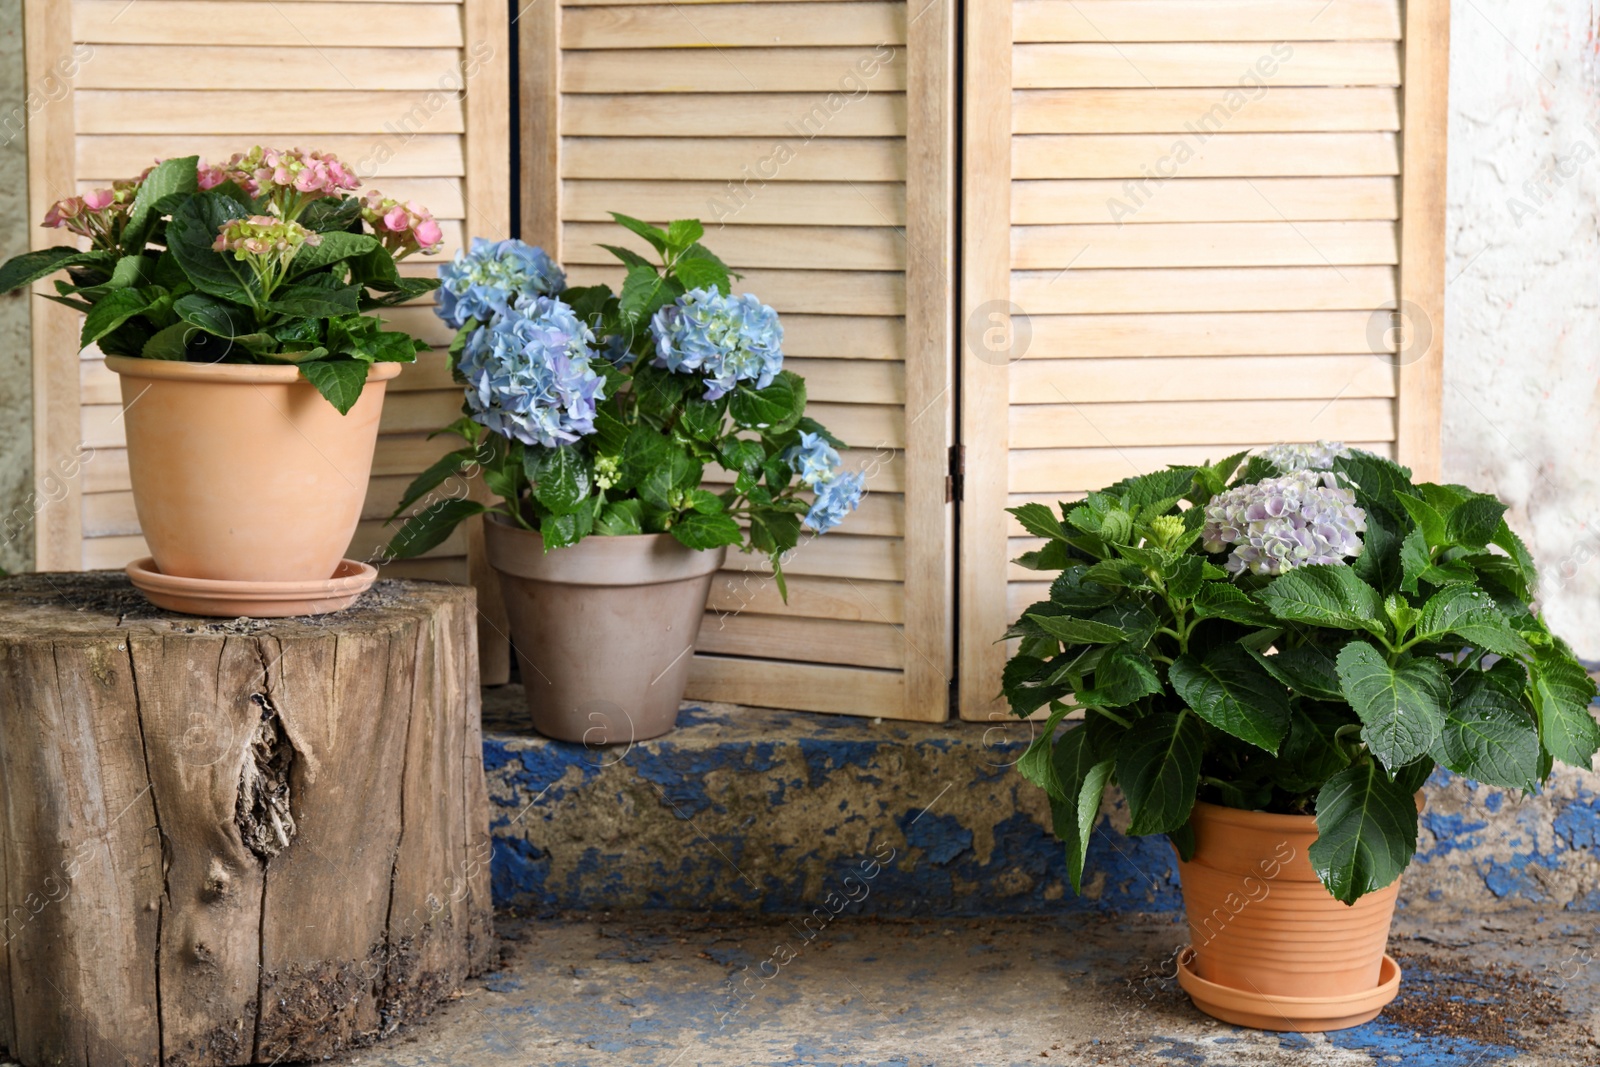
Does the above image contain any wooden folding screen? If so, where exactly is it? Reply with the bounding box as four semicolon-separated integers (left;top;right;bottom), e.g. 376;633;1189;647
27;0;511;675
520;0;956;719
958;0;1449;718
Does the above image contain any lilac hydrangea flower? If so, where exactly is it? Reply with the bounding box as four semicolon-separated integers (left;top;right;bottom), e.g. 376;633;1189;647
1260;441;1355;473
783;432;840;489
1202;470;1366;576
804;470;864;534
457;295;604;448
649;288;784;400
437;238;566;330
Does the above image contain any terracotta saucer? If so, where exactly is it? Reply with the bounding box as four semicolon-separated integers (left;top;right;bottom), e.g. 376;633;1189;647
1176;946;1401;1033
126;558;378;618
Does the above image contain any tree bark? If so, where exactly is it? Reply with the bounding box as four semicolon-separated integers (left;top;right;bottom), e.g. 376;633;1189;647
0;574;494;1067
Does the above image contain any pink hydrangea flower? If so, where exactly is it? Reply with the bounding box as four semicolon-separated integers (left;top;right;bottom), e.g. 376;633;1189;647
196;161;257;194
42;187;131;246
360;190;444;257
212;215;321;260
42;197;83;229
228;146;361;200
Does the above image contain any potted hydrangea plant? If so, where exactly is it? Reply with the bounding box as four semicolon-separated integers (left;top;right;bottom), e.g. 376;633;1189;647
1002;442;1598;1031
387;214;864;742
0;148;443;614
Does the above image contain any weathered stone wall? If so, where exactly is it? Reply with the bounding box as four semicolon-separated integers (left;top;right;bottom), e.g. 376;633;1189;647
0;0;32;575
1444;0;1600;659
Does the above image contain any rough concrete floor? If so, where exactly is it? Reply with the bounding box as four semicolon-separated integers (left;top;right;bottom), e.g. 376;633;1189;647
338;905;1599;1067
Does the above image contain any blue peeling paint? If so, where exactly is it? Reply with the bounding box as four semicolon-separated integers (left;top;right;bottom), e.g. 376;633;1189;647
898;812;972;866
482;706;1600;917
491;836;547;902
1419;808;1489;860
1327;1020;1523;1064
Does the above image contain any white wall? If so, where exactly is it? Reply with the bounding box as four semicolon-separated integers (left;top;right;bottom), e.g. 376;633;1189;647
1445;0;1600;659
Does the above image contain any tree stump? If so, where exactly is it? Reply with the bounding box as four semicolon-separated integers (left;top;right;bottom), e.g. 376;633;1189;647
0;574;494;1067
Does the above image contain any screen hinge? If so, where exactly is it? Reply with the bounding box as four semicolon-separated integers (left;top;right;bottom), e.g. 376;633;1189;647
946;444;966;504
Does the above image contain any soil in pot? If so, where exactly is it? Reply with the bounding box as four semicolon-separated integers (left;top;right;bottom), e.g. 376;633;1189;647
107;356;399;585
1174;800;1403;1031
484;516;725;744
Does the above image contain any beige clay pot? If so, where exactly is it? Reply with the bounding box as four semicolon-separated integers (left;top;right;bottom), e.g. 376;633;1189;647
106;356;398;584
483;515;725;744
1174;800;1404;1032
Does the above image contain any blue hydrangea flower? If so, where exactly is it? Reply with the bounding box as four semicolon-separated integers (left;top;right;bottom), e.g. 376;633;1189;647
599;331;636;367
804;470;864;534
649;288;784;400
783;432;840;489
457;295;604;448
437;238;566;330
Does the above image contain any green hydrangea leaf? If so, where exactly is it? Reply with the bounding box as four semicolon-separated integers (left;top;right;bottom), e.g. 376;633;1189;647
1528;650;1600;769
639;452;701;511
1396;491;1448;546
166;193;256;303
1169;644;1291;753
267;283;360;318
1017;706;1072;800
1491;519;1538;593
121;155;198;253
1247;645;1345;702
1047;726;1113;894
1011;502;1068;542
1335;643;1450;772
1192;582;1277;627
1115;711;1203;836
1414;584;1532;658
140;321;193;361
594;499;644;536
1260;565;1387;637
1436;672;1541;791
0;247;103;294
730;370;804;433
1309;760;1418;904
1027;614;1129;646
384;498;488;560
609;211;670;255
674;256;731;295
670;510;741;551
298;359;370;415
542;497;598;549
1445;495;1509;551
524;444;593;516
81;287;162;348
388;448;478;521
1076;643;1163;709
1399;525;1431;594
1332;452;1414;519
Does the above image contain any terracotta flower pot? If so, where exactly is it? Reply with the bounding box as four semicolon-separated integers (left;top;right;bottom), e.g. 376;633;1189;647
483;515;725;744
106;357;399;584
1173;800;1403;1032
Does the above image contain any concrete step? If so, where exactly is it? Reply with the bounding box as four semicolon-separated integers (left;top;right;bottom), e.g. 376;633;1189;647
481;689;1600;918
332;907;1597;1066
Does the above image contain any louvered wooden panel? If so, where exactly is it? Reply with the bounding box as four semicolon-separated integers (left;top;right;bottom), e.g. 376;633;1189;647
523;0;955;719
29;0;509;676
958;0;1447;718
